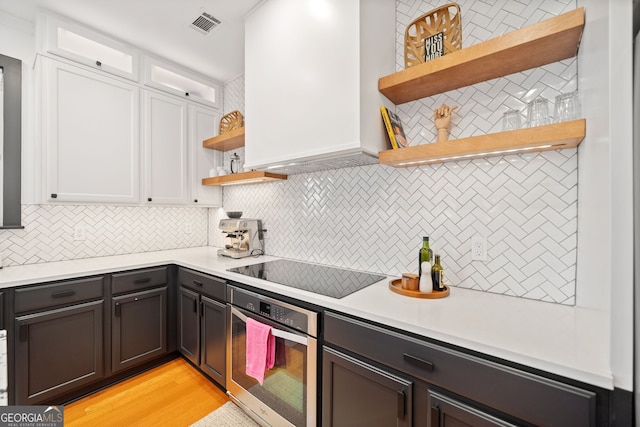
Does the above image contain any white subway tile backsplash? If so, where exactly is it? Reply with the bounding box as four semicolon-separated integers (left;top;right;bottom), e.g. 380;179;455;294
0;205;208;267
216;0;579;305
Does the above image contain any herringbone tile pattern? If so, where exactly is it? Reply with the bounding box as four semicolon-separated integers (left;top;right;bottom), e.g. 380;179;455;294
0;205;208;266
221;148;577;304
219;0;579;304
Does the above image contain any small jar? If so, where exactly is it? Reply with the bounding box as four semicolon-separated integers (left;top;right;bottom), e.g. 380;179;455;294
230;153;241;174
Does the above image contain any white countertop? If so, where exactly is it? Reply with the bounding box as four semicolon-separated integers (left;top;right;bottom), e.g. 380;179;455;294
0;246;612;389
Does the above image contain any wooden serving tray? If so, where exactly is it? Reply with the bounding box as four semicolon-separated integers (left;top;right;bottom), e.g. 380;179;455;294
389;279;450;299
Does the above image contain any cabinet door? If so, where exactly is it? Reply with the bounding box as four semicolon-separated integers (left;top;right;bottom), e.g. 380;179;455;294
112;287;167;373
143;91;188;204
429;390;517;427
178;287;200;366
14;300;104;405
44;59;140;203
200;296;226;386
323;346;412;427
188;104;221;206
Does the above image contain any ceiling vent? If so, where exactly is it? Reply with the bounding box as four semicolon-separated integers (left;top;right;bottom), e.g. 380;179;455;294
190;12;222;35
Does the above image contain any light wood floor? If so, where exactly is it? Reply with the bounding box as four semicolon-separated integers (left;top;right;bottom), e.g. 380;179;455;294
64;358;229;427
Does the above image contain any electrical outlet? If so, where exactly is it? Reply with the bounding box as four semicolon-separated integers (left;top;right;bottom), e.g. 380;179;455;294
73;225;86;241
471;237;487;261
185;222;193;234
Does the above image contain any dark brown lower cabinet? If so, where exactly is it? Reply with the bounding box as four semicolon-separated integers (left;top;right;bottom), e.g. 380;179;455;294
178;286;227;386
322;346;412;427
324;311;602;427
429;390;516;427
15;300;104;405
111;287;167;373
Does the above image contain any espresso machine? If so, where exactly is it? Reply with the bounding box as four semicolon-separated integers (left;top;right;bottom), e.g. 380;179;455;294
217;218;264;258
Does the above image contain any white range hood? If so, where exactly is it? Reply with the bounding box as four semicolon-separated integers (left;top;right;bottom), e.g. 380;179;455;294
244;0;396;174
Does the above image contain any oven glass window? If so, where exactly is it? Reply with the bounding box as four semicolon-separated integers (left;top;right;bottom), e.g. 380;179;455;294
231;313;307;427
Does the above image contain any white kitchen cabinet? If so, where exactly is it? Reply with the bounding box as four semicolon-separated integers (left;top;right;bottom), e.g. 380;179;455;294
189;105;221;206
244;0;395;173
41;12;140;82
144;56;221;111
43;58;140;203
143;91;188;205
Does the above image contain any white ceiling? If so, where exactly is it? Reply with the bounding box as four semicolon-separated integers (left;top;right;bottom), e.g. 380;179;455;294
0;0;264;83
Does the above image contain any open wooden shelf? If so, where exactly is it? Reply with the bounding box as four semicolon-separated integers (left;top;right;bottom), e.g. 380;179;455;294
379;8;585;105
379;119;585;167
202;127;245;151
202;170;287;186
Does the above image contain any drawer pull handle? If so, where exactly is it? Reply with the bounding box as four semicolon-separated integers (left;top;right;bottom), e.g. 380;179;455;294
193;280;203;287
51;290;75;298
115;302;121;317
403;353;434;372
133;277;151;284
397;390;406;419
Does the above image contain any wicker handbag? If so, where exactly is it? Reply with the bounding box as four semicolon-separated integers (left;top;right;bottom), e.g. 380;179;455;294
404;3;462;68
219;110;244;135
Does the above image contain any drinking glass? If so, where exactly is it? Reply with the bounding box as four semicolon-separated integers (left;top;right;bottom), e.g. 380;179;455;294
554;92;581;123
502;109;522;131
526;97;551;127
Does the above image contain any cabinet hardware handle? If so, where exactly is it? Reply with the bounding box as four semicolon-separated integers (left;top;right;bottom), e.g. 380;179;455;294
115;302;121;317
185;92;189;97
193;298;198;313
430;404;441;425
133;277;151;284
193;280;203;287
200;301;204;318
397;390;406;419
194;199;198;203
147;197;152;202
51;193;58;199
19;324;28;342
403;353;434;372
51;290;75;298
96;60;102;66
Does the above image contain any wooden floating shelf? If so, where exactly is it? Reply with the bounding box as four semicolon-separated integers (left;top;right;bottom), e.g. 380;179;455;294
379;8;585;105
202;170;287;186
203;127;245;151
379;119;585;167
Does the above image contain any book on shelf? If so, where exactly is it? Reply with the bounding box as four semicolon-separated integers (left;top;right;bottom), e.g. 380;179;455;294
380;106;409;149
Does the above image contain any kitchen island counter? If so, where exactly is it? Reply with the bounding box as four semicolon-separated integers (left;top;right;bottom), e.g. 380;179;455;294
0;246;611;390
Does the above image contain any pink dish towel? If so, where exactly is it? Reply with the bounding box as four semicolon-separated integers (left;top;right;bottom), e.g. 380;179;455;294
245;317;276;384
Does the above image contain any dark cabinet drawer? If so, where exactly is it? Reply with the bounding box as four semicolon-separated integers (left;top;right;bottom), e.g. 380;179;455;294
15;277;104;313
177;268;225;302
111;267;168;295
324;311;596;427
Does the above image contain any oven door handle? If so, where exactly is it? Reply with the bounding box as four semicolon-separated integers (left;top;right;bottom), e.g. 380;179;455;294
232;306;309;346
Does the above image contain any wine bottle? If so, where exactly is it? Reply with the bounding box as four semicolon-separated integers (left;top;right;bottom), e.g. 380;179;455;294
431;254;444;291
417;236;433;277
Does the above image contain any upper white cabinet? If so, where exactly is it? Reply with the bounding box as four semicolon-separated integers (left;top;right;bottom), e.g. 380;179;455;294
143;91;189;205
244;0;395;173
38;12;223;207
43;58;140;203
41;13;140;82
189;105;222;206
143;56;222;110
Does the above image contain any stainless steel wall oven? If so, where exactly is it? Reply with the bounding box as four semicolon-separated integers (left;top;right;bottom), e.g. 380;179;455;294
226;284;319;427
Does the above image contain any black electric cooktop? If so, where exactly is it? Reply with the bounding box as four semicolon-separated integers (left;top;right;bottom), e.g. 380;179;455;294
227;259;386;299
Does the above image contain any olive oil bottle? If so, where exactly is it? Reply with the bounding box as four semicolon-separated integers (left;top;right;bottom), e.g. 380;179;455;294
431;254;444;291
418;237;433;277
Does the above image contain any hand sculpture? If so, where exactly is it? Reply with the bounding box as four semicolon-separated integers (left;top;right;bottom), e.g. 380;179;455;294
434;104;458;143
